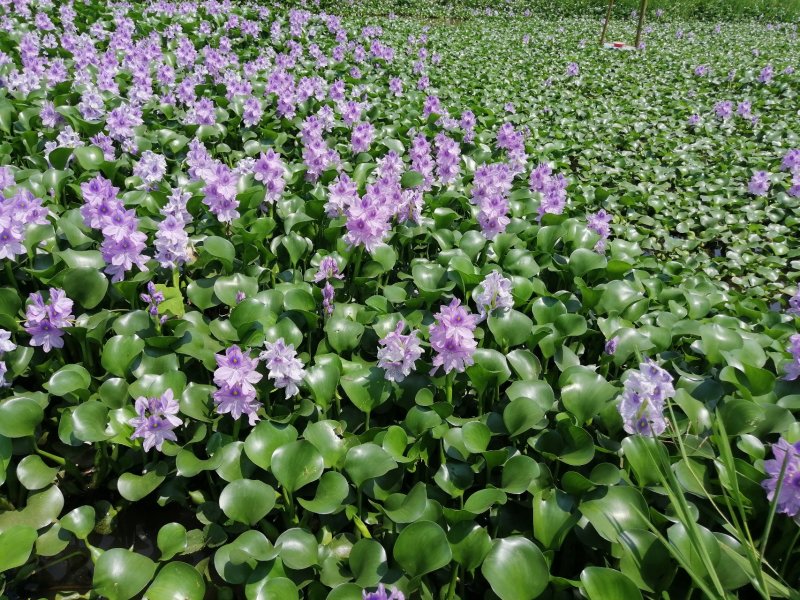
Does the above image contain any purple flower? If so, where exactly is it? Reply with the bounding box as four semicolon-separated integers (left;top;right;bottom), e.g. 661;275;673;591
748;171;771;196
587;210;612;252
314;256;343;282
351;121;376;154
694;65;708;76
435;133;461;185
214;345;263;393
377;321;423;382
473;271;513;319
618;359;674;436
566;62;580;77
758;64;774;84
363;584;405;600
24;288;73;353
201;163;240;223
322;282;335;316
140;282;164;317
782;149;800;173
789;286;800;316
213;383;262;425
0;330;16;354
737;101;753;119
410;134;434;190
260;338;306;398
762;438;800;516
133;151;167;189
714;101;733;120
784;334;800;381
253;150;287;205
344;180;393;253
129;389;182;452
389;77;403;96
530;163;568;221
471;162;513;240
605;337;619;355
325;173;360;217
429;298;479;375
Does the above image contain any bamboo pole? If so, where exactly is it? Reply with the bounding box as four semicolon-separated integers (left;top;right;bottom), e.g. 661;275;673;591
599;0;615;45
635;0;648;49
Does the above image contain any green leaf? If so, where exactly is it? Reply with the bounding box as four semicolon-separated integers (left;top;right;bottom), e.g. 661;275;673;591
488;309;533;348
340;367;391;414
298;471;350;515
448;521;493;572
0;526;37;572
145;561;205;600
349;539;388;587
16;455;59;490
276;528;319;569
203;236;235;271
580;487;650;543
581;567;643;600
0;397;44;438
101;335;145;377
93;549;157;600
62;267;108;309
60;505;95;540
47;364;91;397
271;440;324;492
394;521;451;577
559;366;617;424
157;523;188;561
117;463;167;501
481;537;549;600
71;400;110;442
219;479;276;525
345;443;397;487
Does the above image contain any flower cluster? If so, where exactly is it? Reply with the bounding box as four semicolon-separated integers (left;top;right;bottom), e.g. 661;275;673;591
155;188;193;269
363;585;404;600
253;149;288;205
24;288;74;353
784;334;800;381
762;438;800;517
133;151;167;190
377;321;424;382
618;359;675;436
430;298;479;374
748;171;770;196
314;256;343;316
129;389;183;452
213;346;263;425
80;175;148;282
529;162;568;221
471;163;513;240
0;186;49;260
201;163;240;223
782;148;800;198
587;209;612;252
0;329;16;387
473;271;514;319
260;338;307;398
140;282;165;319
434;133;461;185
788;285;800;317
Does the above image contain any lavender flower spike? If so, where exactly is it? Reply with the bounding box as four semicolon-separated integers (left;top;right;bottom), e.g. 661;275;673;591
762;438;800;517
24;288;74;353
473;271;514;320
784;334;800;381
129;389;182;452
260;338;307;398
618;359;675;436
377;321;424;382
363;584;405;600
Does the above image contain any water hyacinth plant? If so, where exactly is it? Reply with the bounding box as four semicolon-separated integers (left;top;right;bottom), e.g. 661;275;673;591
0;0;798;599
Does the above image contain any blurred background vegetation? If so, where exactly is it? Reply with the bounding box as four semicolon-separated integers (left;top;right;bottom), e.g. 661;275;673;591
317;0;800;21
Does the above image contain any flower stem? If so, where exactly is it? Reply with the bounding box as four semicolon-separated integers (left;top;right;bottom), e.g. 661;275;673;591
447;564;459;600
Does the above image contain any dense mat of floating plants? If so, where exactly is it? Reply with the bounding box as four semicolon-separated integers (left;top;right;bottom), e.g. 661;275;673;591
0;0;799;599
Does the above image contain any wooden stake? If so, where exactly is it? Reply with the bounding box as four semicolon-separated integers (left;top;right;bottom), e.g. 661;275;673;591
635;0;648;49
600;0;615;45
